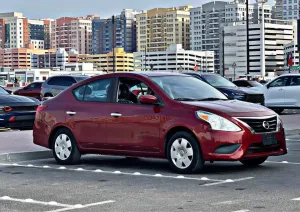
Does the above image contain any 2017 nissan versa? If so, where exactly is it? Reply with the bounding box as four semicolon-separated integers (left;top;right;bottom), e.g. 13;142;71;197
33;72;287;174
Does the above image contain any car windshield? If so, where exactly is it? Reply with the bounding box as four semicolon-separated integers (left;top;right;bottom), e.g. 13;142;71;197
202;75;237;87
74;76;90;82
248;81;263;87
0;86;9;95
150;76;227;101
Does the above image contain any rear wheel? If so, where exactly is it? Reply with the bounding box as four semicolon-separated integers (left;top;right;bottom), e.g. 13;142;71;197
167;131;204;174
240;157;268;166
52;129;81;165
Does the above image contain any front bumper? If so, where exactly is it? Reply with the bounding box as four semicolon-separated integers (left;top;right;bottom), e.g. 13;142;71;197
196;127;287;161
0;112;36;129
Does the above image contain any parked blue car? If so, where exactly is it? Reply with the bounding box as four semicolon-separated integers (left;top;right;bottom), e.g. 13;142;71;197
184;72;265;105
0;87;40;130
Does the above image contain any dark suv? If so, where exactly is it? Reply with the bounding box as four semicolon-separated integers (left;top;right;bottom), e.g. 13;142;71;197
184;72;265;105
41;75;90;98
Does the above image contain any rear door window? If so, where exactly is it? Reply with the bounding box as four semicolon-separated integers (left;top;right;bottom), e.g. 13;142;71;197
47;77;63;86
289;76;300;86
61;77;76;87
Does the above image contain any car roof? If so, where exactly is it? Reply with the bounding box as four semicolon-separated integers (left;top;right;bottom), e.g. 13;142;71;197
104;71;190;77
183;72;219;76
279;73;300;76
49;75;89;78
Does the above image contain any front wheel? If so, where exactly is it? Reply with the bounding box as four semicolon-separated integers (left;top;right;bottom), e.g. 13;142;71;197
167;131;204;174
52;129;81;165
240;157;268;166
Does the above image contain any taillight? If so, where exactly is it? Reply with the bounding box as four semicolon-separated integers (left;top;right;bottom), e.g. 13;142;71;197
36;105;48;117
3;106;12;113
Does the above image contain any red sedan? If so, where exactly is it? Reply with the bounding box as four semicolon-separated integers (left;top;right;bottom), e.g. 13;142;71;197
33;72;287;174
14;82;43;100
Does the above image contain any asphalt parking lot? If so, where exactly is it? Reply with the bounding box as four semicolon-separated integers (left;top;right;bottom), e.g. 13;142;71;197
0;134;300;212
0;111;300;212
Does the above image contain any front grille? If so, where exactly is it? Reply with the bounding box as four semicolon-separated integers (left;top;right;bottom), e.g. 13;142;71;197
238;116;277;133
245;94;265;105
246;143;280;154
11;106;37;112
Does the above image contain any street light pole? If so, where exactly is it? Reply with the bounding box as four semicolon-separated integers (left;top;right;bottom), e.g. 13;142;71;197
246;0;250;79
112;15;116;73
222;29;225;77
144;46;147;71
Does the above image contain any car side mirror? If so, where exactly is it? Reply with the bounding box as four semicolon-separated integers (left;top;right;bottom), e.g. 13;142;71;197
266;84;270;89
139;95;158;105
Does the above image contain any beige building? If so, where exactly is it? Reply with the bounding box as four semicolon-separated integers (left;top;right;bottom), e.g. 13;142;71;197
136;6;192;52
80;48;134;72
70;19;93;54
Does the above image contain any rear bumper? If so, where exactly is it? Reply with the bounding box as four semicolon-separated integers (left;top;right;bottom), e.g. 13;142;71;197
0;112;36;129
196;127;287;161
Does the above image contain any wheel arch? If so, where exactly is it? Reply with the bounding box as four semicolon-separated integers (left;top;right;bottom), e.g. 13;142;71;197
163;126;202;157
48;125;73;149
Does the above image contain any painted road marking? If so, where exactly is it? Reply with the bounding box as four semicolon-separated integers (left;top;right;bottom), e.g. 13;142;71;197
202;177;254;187
292;197;300;201
267;161;300;165
46;200;116;212
0;163;254;186
0;196;115;212
231;210;250;212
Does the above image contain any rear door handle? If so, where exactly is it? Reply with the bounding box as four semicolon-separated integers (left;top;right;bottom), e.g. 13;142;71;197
66;111;76;116
111;113;122;117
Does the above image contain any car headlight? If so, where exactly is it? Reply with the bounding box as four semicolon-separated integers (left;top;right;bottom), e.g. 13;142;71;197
277;115;282;131
195;111;242;132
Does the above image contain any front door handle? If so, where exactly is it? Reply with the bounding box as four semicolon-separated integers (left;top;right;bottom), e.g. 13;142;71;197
66;111;76;116
111;113;122;118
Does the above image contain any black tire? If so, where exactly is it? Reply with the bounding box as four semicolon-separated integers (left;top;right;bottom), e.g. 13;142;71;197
272;108;284;114
240;157;268;166
51;128;81;165
166;131;204;174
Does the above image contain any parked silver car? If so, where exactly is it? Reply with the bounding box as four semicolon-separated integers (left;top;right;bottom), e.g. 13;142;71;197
41;75;90;98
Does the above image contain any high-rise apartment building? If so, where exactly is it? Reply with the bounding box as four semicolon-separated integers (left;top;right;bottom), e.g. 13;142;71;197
92;9;140;54
70;19;93;54
28;19;45;49
190;2;226;73
0;12;26;49
51;15;97;53
272;0;283;19
191;0;272;74
223;20;296;79
136;6;192;53
283;0;299;20
43;19;53;50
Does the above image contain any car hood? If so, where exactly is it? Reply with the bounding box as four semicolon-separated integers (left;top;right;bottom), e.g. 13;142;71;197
0;94;39;106
216;86;263;94
181;100;275;117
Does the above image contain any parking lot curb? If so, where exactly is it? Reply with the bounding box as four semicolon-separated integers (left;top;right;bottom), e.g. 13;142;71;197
0;150;53;162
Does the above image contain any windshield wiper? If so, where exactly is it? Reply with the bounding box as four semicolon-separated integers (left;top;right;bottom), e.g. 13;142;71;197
198;98;228;101
174;98;200;101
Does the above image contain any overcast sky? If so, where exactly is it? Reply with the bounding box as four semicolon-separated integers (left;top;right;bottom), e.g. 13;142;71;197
0;0;272;19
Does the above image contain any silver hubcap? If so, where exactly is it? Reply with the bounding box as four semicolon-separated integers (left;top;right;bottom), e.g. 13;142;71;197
171;138;194;169
55;134;72;161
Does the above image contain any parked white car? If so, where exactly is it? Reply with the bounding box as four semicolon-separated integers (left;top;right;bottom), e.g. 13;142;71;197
250;74;300;114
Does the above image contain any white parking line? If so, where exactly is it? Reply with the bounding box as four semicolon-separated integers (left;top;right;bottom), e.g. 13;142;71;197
202;177;254;187
292;197;300;201
46;200;116;212
0;163;254;186
267;161;300;165
231;210;250;212
0;196;115;212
